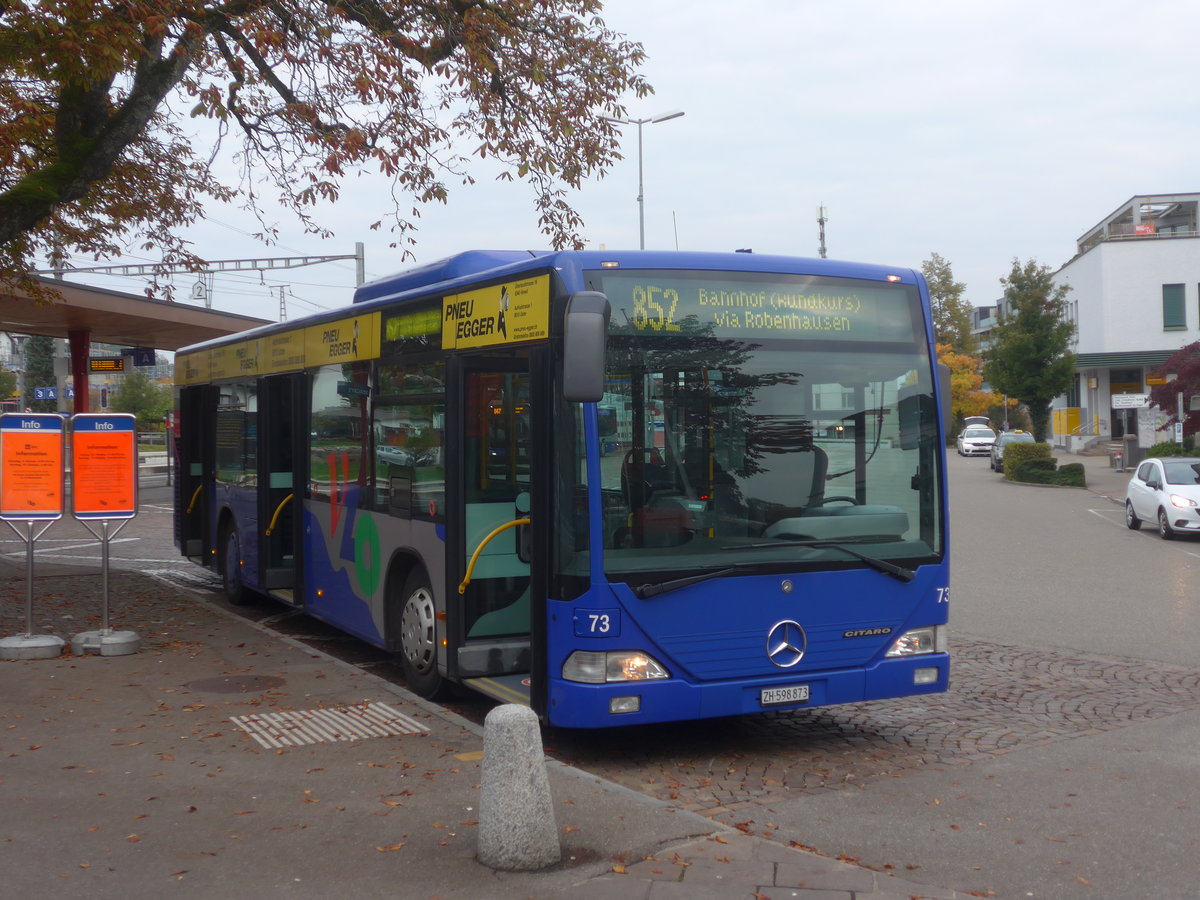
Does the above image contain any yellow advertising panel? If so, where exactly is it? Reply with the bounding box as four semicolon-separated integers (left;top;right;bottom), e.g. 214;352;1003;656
442;275;550;350
176;350;206;386
209;339;261;381
262;330;307;374
304;312;380;366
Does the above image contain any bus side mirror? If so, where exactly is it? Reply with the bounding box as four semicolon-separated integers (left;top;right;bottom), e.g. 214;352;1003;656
562;291;610;402
898;364;950;450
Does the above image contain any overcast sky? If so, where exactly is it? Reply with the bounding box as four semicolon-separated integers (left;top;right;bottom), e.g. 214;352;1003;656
49;0;1200;326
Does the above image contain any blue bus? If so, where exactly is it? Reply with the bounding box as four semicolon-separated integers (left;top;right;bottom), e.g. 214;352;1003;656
174;250;949;728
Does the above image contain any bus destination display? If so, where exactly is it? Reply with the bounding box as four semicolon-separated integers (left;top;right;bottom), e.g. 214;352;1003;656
598;270;918;342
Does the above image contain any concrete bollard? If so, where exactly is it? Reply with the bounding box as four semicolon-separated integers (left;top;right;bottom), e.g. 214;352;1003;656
476;703;560;871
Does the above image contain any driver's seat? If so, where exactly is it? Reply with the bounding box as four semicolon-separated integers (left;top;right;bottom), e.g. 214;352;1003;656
796;445;829;508
765;445;829;525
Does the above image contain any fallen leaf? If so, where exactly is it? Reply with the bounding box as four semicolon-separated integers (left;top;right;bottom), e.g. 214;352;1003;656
611;864;626;874
1076;876;1092;886
374;843;406;852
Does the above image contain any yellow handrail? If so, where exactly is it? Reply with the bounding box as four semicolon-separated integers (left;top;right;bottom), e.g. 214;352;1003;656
186;484;204;514
265;493;294;537
458;518;530;595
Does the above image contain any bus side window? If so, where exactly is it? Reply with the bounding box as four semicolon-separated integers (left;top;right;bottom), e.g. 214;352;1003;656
373;362;446;518
309;363;372;504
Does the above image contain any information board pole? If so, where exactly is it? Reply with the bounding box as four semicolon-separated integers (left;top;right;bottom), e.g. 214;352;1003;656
0;414;66;659
70;413;141;656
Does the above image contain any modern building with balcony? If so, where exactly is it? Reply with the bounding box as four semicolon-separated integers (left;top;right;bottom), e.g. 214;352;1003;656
1050;193;1200;452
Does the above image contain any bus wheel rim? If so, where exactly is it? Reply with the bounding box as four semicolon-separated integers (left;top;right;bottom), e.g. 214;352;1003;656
401;587;436;674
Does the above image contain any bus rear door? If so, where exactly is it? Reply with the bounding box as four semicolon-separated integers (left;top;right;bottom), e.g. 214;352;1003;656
176;385;217;562
257;374;304;606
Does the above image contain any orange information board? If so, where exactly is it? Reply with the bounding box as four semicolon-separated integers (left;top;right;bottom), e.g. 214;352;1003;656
71;414;138;520
0;414;65;521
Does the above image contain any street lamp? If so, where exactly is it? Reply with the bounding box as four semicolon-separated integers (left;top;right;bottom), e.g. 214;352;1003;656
601;109;685;249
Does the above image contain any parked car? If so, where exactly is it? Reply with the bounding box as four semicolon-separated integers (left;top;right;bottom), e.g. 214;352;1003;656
1124;456;1200;540
956;424;995;457
990;430;1035;472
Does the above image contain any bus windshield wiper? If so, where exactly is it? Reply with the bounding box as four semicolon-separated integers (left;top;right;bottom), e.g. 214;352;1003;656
633;566;740;599
722;538;915;583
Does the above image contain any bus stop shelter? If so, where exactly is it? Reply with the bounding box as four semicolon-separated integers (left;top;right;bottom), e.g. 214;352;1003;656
2;276;270;413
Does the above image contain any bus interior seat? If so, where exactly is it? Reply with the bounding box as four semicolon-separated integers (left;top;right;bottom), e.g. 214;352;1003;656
764;445;830;524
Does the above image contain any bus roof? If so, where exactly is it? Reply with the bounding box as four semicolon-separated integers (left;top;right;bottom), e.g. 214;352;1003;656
177;249;925;357
353;249;923;307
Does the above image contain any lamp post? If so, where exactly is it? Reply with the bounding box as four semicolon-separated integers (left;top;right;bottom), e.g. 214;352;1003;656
601;110;685;249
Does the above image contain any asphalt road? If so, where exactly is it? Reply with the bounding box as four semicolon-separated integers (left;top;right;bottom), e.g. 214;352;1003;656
10;462;1199;899
947;451;1200;666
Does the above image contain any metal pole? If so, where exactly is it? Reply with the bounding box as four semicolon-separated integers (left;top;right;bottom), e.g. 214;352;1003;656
101;520;111;634
636;120;646;250
23;520;34;636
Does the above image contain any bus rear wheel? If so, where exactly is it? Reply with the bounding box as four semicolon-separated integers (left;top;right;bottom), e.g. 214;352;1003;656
397;570;449;699
221;527;252;606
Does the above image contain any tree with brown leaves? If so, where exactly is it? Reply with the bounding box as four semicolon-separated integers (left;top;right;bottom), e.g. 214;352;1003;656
0;0;650;296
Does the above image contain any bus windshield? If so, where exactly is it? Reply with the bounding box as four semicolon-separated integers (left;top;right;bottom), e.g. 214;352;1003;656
588;268;943;579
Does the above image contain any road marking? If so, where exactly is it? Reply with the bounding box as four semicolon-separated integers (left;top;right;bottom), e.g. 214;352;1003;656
1088;508;1200;558
231;701;427;749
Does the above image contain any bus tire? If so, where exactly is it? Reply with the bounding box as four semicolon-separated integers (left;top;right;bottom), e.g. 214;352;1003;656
221;526;252;606
398;569;449;699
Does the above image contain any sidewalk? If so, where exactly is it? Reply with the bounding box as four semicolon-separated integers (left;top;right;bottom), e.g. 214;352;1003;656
1;556;973;899
1050;448;1134;502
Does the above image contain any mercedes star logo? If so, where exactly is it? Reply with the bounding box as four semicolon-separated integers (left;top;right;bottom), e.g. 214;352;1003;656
766;620;806;668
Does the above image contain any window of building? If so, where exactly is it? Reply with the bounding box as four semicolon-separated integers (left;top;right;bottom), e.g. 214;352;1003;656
1163;283;1186;330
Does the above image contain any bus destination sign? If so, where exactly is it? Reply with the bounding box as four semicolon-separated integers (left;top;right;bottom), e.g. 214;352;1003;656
598;270;919;343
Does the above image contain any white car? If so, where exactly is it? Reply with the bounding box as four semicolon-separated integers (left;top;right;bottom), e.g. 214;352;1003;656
955;424;995;457
1124;457;1200;539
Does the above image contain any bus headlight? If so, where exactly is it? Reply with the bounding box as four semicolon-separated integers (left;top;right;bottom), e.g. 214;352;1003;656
884;625;946;657
562;650;671;684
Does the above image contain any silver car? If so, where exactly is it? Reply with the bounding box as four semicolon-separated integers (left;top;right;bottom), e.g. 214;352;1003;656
1125;456;1200;540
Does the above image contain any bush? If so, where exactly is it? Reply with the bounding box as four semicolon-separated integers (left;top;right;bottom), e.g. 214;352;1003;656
1012;456;1057;483
1053;463;1087;487
1003;445;1087;487
1147;441;1189;458
1002;441;1050;478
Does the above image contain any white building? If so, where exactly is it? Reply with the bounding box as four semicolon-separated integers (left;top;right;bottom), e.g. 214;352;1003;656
1051;193;1200;452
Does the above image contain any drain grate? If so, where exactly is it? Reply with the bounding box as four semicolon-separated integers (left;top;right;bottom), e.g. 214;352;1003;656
231;700;427;749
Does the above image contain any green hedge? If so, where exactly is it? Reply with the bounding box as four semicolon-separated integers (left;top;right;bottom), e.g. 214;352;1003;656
1055;463;1087;487
1002;441;1050;478
1003;443;1087;487
1146;441;1189;458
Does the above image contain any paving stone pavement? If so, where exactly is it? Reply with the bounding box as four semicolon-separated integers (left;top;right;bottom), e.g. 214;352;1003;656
544;636;1200;825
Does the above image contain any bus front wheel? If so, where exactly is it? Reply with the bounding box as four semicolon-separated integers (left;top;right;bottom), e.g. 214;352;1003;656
221;527;251;606
397;570;449;699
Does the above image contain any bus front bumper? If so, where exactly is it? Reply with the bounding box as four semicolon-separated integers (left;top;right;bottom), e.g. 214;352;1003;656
545;652;949;728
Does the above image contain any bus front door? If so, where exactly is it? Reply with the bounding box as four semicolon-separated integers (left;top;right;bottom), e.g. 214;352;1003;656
258;374;303;606
452;361;543;710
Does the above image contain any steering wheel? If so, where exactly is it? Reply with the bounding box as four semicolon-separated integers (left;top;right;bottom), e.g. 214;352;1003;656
623;447;665;467
809;496;858;507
